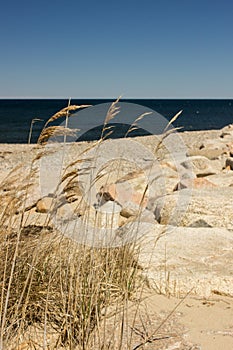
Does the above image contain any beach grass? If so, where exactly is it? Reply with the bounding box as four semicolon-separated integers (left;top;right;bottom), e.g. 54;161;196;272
0;99;184;349
0;100;152;350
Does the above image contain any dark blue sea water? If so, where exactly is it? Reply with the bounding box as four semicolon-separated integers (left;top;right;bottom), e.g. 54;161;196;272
0;99;232;143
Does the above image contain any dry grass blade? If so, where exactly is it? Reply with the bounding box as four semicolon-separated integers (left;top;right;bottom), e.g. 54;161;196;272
64;156;94;171
102;130;114;140
163;110;183;132
44;104;91;128
104;97;121;125
132;112;152;125
37;126;79;145
141;288;194;347
153;126;183;156
61;170;78;183
32;148;58;161
125;112;152;137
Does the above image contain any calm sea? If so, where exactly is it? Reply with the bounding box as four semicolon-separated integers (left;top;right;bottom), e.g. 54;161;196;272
0;99;232;143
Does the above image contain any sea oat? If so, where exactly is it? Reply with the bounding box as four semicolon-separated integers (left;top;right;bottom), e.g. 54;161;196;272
43;104;91;128
104;97;121;125
37;126;79;145
164;110;183;132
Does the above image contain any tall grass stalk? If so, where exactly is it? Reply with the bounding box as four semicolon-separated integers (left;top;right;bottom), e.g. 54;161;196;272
0;101;145;350
0;99;182;349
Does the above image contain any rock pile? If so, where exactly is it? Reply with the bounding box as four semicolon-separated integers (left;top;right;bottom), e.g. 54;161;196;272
1;124;233;297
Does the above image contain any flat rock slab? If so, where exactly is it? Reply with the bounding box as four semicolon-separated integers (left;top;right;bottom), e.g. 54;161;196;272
137;224;233;298
180;130;221;151
154;188;233;229
187;147;227;160
207;172;233;187
182;155;222;177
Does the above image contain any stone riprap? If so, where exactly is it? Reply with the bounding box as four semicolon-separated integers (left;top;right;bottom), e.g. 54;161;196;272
0;125;233;297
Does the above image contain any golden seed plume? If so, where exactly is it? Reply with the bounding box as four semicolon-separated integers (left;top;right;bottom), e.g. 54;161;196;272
37;126;79;145
44;104;91;128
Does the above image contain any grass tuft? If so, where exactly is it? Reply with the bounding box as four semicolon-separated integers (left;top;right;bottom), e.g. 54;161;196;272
0;99;184;349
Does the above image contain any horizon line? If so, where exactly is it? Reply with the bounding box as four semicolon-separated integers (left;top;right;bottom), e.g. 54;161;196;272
0;96;232;100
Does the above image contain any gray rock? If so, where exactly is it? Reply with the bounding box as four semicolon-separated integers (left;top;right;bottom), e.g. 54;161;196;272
180;130;221;151
187;148;226;160
199;138;228;151
207;172;233;187
153;188;233;229
181;155;222;177
175;177;216;190
188;219;212;227
137;225;233;297
97;161;184;218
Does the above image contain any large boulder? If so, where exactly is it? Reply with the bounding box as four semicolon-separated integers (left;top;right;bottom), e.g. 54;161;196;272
97;163;182;218
207;172;233;187
153;188;233;229
176;177;217;190
187;148;227;160
221;123;233;133
180;130;221;151
98;173;148;218
181;156;222;177
220;126;233;140
137;224;233;297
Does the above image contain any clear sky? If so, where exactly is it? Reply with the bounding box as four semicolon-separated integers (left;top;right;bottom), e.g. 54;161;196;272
0;0;232;98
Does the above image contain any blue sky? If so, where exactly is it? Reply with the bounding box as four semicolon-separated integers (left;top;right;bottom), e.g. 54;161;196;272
0;0;232;98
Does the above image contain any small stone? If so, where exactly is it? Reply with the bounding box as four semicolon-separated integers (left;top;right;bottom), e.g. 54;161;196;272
226;158;233;170
189;219;212;228
97;201;122;229
36;196;54;213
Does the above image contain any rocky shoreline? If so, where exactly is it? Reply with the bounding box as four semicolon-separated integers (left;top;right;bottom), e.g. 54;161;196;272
0;125;233;298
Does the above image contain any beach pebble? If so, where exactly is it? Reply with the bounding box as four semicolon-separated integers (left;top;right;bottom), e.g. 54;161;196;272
226;157;233;170
36;196;54;213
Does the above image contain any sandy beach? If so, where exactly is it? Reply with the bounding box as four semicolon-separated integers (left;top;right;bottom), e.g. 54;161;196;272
0;126;233;349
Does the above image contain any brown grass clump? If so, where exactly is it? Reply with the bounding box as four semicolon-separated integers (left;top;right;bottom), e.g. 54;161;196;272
0;99;145;349
0;164;36;228
0;99;184;349
0;226;139;349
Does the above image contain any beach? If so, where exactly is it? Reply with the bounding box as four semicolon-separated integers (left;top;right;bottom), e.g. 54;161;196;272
0;126;233;349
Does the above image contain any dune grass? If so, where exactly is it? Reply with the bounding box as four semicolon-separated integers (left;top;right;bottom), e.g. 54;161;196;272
0;227;141;349
0;100;151;350
0;99;184;349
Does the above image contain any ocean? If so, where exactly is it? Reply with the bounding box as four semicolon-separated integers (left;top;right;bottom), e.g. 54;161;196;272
0;99;232;143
